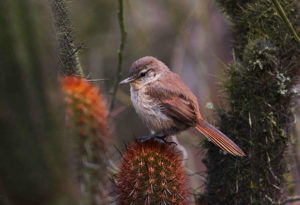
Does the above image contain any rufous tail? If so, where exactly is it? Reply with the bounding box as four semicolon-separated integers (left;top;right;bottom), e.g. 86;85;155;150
195;120;245;156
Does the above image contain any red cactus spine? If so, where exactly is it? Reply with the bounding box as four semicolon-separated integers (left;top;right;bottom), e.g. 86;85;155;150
116;139;189;205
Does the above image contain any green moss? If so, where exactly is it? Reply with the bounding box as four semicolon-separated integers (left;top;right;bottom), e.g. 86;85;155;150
200;0;300;204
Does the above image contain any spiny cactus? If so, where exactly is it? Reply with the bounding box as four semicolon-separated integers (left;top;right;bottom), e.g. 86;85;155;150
52;0;83;76
61;76;109;205
61;76;108;139
116;139;189;205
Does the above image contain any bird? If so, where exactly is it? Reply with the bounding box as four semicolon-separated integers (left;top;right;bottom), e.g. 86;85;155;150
120;56;245;156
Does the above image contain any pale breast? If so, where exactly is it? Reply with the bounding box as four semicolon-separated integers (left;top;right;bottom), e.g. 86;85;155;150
130;86;171;132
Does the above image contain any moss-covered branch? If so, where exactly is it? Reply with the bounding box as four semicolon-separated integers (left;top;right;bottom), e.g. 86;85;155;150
200;0;300;204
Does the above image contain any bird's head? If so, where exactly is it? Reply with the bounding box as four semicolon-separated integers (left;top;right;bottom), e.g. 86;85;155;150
119;56;168;88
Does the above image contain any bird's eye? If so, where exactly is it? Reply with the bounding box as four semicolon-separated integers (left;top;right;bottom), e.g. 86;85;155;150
139;71;147;78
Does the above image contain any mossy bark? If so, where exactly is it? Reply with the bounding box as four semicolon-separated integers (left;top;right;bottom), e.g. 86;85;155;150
201;1;300;204
0;0;78;204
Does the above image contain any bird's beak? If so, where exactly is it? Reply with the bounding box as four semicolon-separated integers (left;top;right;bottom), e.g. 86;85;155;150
119;77;135;85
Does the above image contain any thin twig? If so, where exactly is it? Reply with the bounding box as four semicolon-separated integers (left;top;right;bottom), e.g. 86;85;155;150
280;196;300;205
72;45;84;76
291;113;300;178
109;0;127;113
271;0;300;46
86;78;107;82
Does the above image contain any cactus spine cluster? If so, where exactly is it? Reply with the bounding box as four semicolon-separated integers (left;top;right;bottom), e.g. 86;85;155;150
116;139;188;205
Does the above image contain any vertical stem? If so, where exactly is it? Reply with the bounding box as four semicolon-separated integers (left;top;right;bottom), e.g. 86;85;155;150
292;118;300;178
271;0;300;46
109;0;127;113
51;0;84;76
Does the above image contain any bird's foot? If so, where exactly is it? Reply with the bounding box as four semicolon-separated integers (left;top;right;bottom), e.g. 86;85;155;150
155;136;177;145
136;135;153;143
136;135;177;145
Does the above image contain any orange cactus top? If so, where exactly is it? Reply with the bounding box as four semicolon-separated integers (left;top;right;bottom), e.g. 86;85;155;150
61;76;108;140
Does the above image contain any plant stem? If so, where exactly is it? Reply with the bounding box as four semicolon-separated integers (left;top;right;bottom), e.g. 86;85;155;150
271;0;300;46
52;0;84;76
109;0;127;113
75;52;84;76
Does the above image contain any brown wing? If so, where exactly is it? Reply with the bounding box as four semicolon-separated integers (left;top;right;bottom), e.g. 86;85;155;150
160;97;196;126
146;79;199;127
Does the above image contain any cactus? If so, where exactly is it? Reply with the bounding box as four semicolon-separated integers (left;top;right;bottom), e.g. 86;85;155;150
61;76;109;205
61;76;108;140
51;0;83;76
116;139;189;205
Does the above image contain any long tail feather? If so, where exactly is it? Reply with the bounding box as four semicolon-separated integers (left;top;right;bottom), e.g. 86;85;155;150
195;121;245;156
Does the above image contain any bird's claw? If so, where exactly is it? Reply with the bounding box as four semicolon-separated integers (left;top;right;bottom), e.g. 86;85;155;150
136;135;177;146
155;136;177;145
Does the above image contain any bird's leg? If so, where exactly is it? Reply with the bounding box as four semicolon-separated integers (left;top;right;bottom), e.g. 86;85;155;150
136;134;163;142
155;135;177;145
136;135;154;142
136;130;161;142
155;135;170;144
136;133;177;145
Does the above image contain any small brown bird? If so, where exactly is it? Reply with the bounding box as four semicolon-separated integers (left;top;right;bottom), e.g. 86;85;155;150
120;56;245;156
